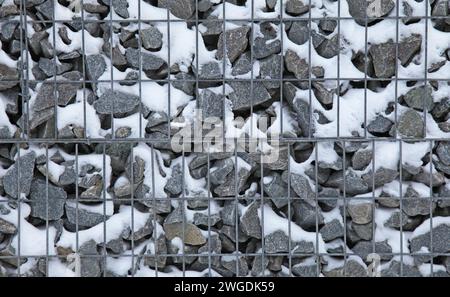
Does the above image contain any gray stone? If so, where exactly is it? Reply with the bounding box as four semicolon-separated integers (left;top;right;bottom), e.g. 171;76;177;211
0;64;19;91
29;179;67;221
193;212;221;227
144;233;167;268
217;26;250;63
404;85;434;111
347;203;373;224
253;37;281;59
352;149;372;170
0;20;19;41
65;202;106;228
352;240;393;262
347;0;394;26
320;219;344;242
240;201;262;239
122;215;153;241
232;52;252;76
79;240;102;277
158;0;195;19
263;173;289;208
369;42;396;78
323;258;368;277
259;54;282;89
140;26;163;51
385;211;421;231
395;109;424;138
313;33;339;59
437;142;450;166
285;0;309;16
221;201;240;226
125;48;166;71
38;58;72;77
284;49;309;79
381;260;421;277
264;230;290;253
210;158;234;185
284;171;315;200
325;169;369;196
398;34;422;67
292;262;319;277
353;222;373;241
172;72;195;95
319;19;337;33
0;217;16;234
362;167;398;188
312;82;334;105
410;223;450;254
367;115;393;134
293;200;324;230
198;89;224;119
164;164;183;195
432;98;450;119
228;81;272;111
292;240;315;254
112;0;129;18
403;186;434;216
164;218;206;245
198;62;222;80
221;255;249;276
3;151;36;198
288;21;309;45
93;89;140;116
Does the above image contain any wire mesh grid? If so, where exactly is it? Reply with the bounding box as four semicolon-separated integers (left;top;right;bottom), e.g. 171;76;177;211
0;0;449;277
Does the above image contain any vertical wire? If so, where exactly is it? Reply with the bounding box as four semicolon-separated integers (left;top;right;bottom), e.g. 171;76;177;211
399;140;403;276
109;0;114;140
182;148;186;276
342;140;347;276
80;0;87;139
45;144;49;276
51;0;58;139
16;145;21;275
167;4;171;138
428;140;433;275
279;0;284;138
150;144;158;276
234;139;239;276
75;144;80;273
394;0;400;139
207;143;212;276
102;143;107;276
307;0;312;138
314;143;320;276
363;3;368;139
138;0;143;139
130;143;135;275
287;143;292;276
424;0;432;276
371;140;376;264
336;0;341;138
259;138;265;276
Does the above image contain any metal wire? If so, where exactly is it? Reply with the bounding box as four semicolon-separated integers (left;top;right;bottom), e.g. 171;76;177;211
1;0;449;278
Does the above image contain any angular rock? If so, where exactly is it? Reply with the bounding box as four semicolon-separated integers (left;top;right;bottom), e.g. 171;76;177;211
3;151;36;198
404;85;434;111
217;26;250;63
93;89;140;116
0;64;19;91
29;179;67;221
284;49;309;79
140;26;163;51
264;230;290;253
240;201;262;239
125;48;166;71
320;219;344;242
395;109;424;138
285;0;309;16
347;203;373;225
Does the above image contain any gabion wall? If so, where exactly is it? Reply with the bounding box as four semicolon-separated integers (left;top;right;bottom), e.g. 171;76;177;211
0;0;450;277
